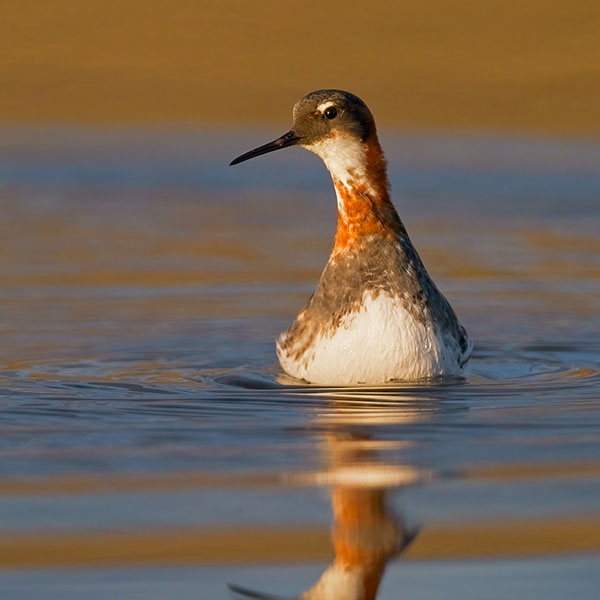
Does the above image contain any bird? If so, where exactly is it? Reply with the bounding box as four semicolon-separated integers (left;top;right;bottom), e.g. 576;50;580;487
230;89;471;385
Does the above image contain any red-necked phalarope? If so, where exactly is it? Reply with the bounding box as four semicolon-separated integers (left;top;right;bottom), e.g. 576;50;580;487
231;89;471;385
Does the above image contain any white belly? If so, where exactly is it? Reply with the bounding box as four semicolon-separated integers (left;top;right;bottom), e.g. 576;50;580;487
277;292;466;385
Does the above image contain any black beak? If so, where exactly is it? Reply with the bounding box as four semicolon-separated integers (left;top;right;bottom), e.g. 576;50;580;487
229;130;301;166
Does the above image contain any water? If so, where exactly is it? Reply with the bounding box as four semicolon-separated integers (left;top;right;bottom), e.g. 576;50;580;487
0;128;599;598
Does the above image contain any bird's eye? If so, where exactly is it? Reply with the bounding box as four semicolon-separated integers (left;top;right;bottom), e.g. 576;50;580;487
324;106;338;120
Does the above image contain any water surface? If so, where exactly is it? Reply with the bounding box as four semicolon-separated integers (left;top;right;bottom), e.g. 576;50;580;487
0;129;599;598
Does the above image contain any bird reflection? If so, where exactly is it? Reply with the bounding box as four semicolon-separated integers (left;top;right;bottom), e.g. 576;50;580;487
230;392;427;600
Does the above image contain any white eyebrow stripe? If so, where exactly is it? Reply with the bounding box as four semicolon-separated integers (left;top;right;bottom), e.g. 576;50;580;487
317;101;336;113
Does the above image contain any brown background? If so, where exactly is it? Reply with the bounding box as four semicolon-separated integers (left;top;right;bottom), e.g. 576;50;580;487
2;1;599;134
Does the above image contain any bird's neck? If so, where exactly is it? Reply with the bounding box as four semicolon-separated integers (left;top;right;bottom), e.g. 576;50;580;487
310;133;398;255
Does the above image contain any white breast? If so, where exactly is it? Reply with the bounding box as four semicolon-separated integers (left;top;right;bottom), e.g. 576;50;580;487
277;292;466;385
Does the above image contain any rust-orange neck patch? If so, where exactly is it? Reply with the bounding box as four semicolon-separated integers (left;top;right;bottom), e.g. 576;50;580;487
332;136;397;255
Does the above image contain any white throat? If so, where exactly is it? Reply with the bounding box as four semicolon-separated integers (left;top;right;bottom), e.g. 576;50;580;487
304;135;369;211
